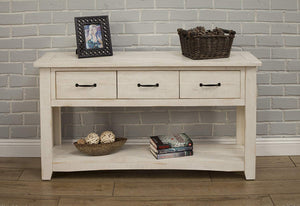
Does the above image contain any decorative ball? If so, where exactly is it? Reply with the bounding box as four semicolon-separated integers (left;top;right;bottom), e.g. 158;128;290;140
85;133;100;144
77;138;86;145
100;131;115;144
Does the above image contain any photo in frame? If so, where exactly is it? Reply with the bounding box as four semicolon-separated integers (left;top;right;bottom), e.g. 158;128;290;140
74;16;113;58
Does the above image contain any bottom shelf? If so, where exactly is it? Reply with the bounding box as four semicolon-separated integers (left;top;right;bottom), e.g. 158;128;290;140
53;143;245;172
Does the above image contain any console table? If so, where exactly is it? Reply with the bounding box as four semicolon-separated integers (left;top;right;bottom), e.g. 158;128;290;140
34;51;261;180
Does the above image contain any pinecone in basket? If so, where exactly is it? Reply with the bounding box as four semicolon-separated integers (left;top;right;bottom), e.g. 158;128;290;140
187;27;226;37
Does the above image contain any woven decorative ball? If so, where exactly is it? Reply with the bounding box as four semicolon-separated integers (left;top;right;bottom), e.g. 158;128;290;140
77;138;86;145
85;132;100;144
100;131;115;143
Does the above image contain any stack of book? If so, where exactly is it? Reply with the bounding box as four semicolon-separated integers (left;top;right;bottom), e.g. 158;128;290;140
149;133;193;159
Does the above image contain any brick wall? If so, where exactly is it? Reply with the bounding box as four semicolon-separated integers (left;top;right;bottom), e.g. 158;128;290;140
0;0;299;140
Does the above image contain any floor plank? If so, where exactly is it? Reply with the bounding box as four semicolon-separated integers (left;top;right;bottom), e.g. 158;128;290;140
0;195;58;206
0;157;40;169
256;156;295;168
20;169;115;182
256;167;300;181
270;193;300;206
0;168;23;180
111;170;210;183
290;156;300;167
19;169;41;181
58;195;273;206
0;180;114;196
1;156;300;206
114;180;300;197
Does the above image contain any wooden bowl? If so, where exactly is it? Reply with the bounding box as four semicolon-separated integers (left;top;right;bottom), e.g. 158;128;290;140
74;137;127;156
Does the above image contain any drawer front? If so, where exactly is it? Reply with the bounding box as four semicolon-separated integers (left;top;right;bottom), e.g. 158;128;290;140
180;71;241;99
56;71;116;99
118;71;179;99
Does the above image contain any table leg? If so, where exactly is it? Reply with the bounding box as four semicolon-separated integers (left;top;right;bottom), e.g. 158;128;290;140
53;107;62;146
236;106;245;145
40;69;53;180
244;67;257;180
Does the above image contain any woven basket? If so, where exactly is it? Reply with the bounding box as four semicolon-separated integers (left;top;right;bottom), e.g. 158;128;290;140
177;28;236;60
74;137;127;156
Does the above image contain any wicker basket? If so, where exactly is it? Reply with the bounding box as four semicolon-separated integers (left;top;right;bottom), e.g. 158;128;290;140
177;28;236;60
74;137;127;156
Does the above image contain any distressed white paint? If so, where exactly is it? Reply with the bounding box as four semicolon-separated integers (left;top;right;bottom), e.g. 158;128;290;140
53;144;244;172
34;51;261;68
180;70;242;99
35;51;261;180
56;71;117;99
118;71;179;99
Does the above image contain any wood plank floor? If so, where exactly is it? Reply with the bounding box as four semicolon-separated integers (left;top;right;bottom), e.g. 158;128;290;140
0;156;300;206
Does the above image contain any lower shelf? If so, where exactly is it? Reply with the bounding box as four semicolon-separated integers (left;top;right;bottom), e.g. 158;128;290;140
52;143;245;172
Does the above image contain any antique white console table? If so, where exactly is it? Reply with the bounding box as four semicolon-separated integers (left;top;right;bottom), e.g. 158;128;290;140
34;51;261;180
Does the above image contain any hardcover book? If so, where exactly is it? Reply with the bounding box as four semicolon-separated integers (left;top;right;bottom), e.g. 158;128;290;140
149;143;193;154
150;133;193;149
150;149;193;159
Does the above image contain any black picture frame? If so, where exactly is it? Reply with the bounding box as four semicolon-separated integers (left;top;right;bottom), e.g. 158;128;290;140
74;15;113;58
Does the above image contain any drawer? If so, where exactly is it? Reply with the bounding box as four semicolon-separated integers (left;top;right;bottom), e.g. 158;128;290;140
56;71;116;99
118;71;179;99
180;71;241;99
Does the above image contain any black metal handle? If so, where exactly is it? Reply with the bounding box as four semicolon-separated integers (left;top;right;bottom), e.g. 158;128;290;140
137;83;159;87
75;83;97;87
199;83;221;87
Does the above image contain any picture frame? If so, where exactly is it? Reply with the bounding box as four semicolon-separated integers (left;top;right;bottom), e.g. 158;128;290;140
74;15;113;58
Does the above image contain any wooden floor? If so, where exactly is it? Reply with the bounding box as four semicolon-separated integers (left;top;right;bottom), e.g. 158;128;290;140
0;156;300;206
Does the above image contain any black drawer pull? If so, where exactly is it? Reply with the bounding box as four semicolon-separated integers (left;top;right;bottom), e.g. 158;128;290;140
199;83;221;87
75;83;97;87
137;83;159;87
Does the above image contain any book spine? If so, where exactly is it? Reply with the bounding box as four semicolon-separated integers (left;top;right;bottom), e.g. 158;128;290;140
150;139;166;149
150;142;193;154
156;150;193;159
157;146;193;154
150;140;193;153
149;144;158;153
150;136;170;149
150;149;159;159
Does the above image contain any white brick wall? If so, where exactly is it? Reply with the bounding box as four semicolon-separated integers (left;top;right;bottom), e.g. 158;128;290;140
0;0;299;140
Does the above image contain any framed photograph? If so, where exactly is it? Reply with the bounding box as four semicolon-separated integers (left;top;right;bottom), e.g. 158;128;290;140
74;16;113;58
